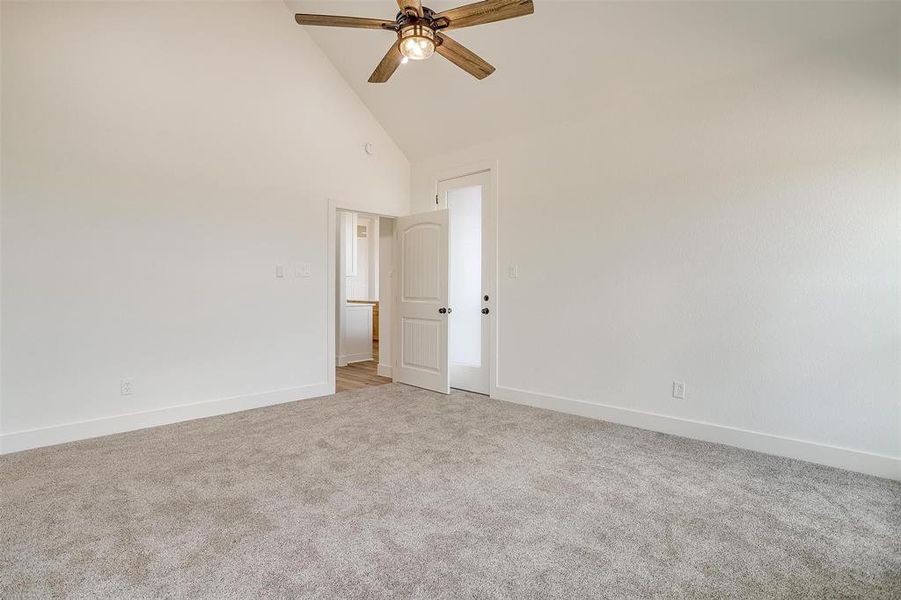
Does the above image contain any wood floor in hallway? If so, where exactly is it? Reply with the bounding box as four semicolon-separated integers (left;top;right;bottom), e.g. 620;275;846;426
336;341;391;392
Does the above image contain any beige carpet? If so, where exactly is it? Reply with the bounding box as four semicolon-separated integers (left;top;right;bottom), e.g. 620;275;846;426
2;383;899;598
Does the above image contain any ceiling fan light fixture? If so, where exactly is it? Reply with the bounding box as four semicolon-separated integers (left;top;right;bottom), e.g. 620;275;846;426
399;24;435;60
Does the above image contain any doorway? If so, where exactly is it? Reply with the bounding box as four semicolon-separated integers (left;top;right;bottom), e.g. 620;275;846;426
391;166;496;396
334;209;395;392
440;171;492;394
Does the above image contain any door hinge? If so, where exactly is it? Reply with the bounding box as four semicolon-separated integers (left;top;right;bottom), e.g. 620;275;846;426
435;194;439;206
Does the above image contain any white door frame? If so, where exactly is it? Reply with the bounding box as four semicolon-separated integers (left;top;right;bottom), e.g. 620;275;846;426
327;199;399;394
433;160;499;398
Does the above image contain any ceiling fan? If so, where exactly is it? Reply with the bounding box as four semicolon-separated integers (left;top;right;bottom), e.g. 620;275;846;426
295;0;534;83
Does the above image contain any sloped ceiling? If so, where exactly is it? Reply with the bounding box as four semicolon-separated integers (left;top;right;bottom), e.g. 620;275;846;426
285;1;896;159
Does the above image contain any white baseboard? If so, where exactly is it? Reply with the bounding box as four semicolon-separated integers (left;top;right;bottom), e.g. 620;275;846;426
0;382;331;456
339;353;372;364
377;364;393;378
493;385;901;481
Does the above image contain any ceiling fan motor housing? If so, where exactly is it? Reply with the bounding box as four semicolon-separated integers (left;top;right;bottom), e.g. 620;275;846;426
394;6;440;28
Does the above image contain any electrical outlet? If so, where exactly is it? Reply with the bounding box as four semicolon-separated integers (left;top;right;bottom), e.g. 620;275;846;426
121;378;134;396
672;381;686;400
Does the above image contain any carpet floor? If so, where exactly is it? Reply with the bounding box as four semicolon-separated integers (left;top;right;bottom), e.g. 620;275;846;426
2;383;899;598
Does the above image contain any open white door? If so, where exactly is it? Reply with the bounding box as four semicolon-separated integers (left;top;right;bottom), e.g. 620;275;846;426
394;209;449;394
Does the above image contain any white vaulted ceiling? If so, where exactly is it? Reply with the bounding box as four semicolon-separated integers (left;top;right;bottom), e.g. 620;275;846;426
284;0;897;159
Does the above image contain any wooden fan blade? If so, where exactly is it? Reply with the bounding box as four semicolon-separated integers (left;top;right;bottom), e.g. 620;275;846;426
369;41;404;83
397;0;423;17
435;33;495;80
294;14;396;30
435;0;533;30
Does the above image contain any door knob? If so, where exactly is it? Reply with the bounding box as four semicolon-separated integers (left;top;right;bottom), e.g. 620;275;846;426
446;307;453;314
482;308;490;314
438;307;447;314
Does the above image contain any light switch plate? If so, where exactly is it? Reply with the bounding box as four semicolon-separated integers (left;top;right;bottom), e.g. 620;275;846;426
275;265;284;278
296;263;311;278
508;264;519;279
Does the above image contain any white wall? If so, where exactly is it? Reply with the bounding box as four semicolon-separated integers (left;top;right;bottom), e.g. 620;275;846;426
412;26;901;477
0;0;5;437
345;215;378;301
346;214;368;300
0;1;410;452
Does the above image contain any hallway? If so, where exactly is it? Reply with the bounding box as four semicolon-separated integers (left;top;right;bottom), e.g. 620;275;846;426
336;341;391;392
